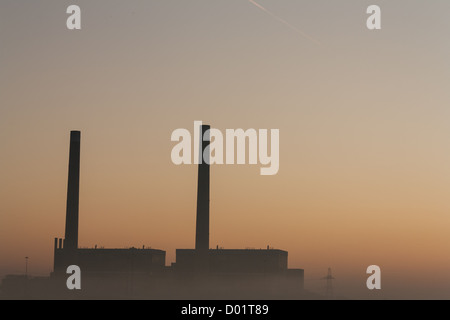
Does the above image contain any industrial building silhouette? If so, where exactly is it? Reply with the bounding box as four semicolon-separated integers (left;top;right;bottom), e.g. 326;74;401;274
2;127;305;299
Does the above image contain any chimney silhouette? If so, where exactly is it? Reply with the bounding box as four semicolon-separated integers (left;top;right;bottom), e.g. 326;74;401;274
64;131;81;250
195;125;210;253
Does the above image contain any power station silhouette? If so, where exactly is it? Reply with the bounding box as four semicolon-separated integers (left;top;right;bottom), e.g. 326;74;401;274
2;127;305;299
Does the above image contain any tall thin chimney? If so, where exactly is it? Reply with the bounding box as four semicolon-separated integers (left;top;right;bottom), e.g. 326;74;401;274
64;131;81;250
195;125;210;252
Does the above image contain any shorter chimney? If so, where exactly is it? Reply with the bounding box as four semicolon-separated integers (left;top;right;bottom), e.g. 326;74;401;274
64;131;81;250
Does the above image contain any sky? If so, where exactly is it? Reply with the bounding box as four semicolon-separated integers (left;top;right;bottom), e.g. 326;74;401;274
1;0;450;299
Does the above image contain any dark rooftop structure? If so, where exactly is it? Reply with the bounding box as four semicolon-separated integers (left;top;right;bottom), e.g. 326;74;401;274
175;248;288;273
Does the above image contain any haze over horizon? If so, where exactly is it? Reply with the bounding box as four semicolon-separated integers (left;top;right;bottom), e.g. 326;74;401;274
1;1;450;299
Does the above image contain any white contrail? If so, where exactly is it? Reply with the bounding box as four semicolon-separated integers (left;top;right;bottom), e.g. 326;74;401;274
248;0;321;46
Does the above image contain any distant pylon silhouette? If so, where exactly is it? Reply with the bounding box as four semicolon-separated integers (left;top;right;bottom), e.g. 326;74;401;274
322;267;335;299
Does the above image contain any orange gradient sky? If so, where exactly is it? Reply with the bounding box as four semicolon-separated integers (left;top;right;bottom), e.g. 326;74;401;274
1;1;450;299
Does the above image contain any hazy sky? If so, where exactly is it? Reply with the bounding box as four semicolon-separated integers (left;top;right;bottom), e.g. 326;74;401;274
1;1;450;299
